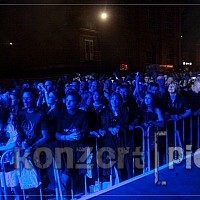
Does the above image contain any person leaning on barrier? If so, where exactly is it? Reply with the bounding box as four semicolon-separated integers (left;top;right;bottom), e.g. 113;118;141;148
164;82;192;149
187;77;200;116
0;113;22;200
98;93;130;182
18;87;50;200
164;82;192;121
55;90;90;196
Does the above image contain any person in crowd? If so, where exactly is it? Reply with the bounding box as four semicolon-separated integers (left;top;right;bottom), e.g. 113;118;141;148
156;74;166;98
55;91;89;197
164;82;192;150
140;92;165;169
18;87;50;200
80;80;89;93
98;93;130;182
133;73;147;107
9;92;22;116
0;113;22;200
70;80;80;94
103;79;112;101
89;80;101;94
37;80;55;107
187;78;200;115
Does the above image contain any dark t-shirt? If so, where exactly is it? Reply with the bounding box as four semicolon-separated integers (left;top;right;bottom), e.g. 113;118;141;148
18;108;49;146
56;109;89;142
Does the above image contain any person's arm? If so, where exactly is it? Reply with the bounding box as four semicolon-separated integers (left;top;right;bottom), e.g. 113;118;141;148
179;109;192;119
148;108;164;128
32;129;49;147
0;143;16;151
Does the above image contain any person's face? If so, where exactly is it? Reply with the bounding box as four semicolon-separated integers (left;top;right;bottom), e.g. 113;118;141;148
71;81;80;92
149;86;159;95
194;81;200;93
168;83;177;93
157;76;165;86
10;94;19;107
167;77;174;85
48;92;57;106
91;81;99;92
144;77;150;83
104;80;111;91
80;81;88;91
65;95;79;111
110;95;121;107
144;94;153;105
86;95;93;106
22;92;35;109
120;88;129;100
45;81;54;93
93;91;101;102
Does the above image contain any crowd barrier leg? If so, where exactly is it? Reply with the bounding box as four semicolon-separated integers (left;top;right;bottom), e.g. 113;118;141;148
190;117;193;147
95;138;101;190
135;126;146;173
146;126;151;172
166;127;169;164
0;153;8;200
197;115;200;149
53;158;62;200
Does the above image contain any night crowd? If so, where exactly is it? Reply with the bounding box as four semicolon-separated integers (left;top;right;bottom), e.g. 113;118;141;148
0;70;199;199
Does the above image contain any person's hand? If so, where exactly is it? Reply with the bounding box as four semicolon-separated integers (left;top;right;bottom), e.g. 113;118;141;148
170;115;182;121
67;129;82;141
90;131;100;138
99;129;106;137
108;127;119;135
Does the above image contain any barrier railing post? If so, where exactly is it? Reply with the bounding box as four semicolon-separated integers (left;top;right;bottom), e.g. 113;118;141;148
190;116;193;147
197;115;200;149
135;126;145;174
182;118;185;150
146;126;151;172
0;150;14;200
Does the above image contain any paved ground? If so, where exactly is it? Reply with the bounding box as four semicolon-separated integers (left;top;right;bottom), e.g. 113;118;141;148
81;156;200;200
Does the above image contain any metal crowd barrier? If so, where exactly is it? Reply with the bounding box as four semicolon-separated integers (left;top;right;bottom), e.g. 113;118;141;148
0;150;13;200
166;114;200;155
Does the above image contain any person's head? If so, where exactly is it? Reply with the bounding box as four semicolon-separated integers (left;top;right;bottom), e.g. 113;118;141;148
81;92;93;107
168;82;178;94
156;75;165;87
104;79;112;92
110;93;123;108
10;93;20;107
112;80;121;92
147;82;159;96
65;91;81;112
70;80;80;92
120;85;130;100
193;78;200;93
90;80;100;93
44;80;55;93
80;80;88;92
144;92;155;107
93;89;104;103
22;88;38;110
144;75;150;83
166;76;174;86
48;90;61;106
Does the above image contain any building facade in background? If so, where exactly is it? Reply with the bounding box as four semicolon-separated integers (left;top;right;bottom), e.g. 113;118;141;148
0;5;182;77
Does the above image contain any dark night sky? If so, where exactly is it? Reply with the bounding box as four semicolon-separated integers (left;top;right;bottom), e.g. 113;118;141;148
0;0;200;73
0;0;200;47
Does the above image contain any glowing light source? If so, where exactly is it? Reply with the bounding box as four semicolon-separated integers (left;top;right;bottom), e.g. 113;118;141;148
9;42;13;45
100;12;108;20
